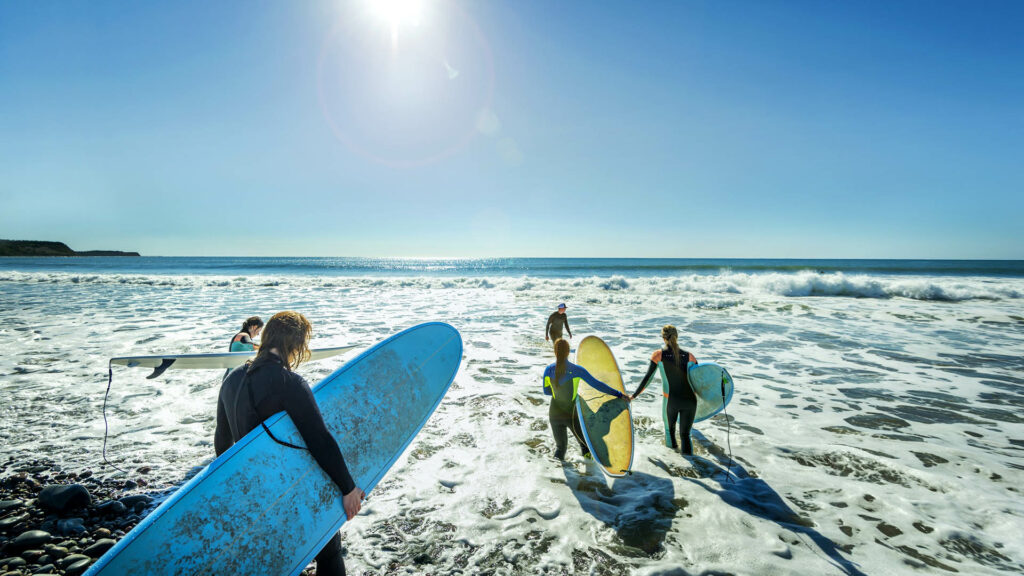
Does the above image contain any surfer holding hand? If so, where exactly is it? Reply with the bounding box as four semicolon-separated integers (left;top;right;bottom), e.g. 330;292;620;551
543;338;629;460
229;316;263;351
631;325;698;455
215;311;363;576
545;303;572;344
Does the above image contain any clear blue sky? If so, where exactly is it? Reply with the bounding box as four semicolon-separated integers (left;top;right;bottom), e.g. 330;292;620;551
1;1;1021;258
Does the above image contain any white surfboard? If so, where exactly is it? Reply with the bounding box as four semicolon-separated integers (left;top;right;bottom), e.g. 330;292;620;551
110;345;357;379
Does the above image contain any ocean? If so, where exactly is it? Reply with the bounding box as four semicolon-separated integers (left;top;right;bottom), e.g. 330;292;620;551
1;257;1022;575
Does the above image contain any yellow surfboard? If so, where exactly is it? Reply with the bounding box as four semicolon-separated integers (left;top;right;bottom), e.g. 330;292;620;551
574;335;634;477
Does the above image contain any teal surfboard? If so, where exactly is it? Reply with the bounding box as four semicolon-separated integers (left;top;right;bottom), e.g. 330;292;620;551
86;323;462;576
658;361;734;447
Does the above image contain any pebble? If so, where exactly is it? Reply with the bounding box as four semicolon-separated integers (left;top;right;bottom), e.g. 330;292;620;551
10;530;51;550
57;517;87;535
0;500;23;513
31;563;55;574
0;513;27;530
42;544;68;559
119;494;152;509
37;485;91;513
97;500;127;516
65;558;92;576
0;557;26;568
58;554;90;569
20;550;45;562
83;538;116;558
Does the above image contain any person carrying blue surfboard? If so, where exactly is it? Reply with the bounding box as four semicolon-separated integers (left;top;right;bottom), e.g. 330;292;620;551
229;316;263;352
216;311;363;576
631;325;699;455
543;338;629;460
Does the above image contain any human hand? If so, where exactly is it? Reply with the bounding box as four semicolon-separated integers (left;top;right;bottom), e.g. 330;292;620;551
343;487;365;520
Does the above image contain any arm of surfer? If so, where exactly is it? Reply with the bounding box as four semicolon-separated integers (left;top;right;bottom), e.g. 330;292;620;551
631;360;659;399
564;317;571;339
545;316;553;341
214;396;233;457
283;376;363;516
577;367;630;401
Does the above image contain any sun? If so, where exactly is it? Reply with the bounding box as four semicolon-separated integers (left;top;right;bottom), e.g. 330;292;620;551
368;0;424;30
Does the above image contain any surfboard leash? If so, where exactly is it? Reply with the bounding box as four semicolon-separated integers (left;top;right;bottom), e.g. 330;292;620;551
721;372;735;484
102;361;128;474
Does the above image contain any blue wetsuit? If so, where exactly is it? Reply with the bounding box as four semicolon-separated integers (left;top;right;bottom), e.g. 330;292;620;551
542;362;624;459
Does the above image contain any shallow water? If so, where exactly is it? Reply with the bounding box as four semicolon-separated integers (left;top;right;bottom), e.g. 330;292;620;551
1;259;1023;574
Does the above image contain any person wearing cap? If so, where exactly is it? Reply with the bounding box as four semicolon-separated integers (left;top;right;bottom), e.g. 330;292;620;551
545;303;572;344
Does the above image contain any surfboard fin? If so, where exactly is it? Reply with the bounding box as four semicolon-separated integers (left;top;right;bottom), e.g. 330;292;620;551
147;359;176;379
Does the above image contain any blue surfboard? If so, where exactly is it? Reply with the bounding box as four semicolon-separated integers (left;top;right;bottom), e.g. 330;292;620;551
658;361;734;447
86;322;463;576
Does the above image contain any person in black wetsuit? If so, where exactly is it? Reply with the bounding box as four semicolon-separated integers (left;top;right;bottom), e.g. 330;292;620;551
543;338;628;460
215;311;363;576
229;316;264;352
631;325;699;455
545;303;572;344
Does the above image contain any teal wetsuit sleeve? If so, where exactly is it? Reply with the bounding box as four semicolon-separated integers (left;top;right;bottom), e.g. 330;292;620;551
632;361;659;397
542;364;553;396
575;366;622;398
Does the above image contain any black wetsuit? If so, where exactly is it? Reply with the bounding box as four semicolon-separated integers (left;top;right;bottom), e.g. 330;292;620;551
215;355;353;576
634;346;697;455
545;312;572;342
550;403;589;460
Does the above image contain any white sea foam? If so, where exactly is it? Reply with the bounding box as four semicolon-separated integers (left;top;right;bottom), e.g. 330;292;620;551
2;269;1021;302
1;268;1022;574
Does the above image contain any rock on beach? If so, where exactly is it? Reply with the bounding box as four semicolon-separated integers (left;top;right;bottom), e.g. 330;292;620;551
0;459;160;576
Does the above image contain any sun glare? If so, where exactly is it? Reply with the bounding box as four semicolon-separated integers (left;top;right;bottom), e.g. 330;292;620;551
368;0;424;29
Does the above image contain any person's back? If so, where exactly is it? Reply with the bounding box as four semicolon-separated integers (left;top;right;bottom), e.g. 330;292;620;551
631;325;698;455
542;338;627;460
658;345;696;404
214;311;361;576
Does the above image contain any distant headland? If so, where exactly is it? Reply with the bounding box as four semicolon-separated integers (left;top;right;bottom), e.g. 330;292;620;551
0;239;140;257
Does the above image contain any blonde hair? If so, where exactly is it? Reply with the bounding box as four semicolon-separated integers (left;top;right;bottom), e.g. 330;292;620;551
554;338;570;383
662;325;681;367
255;311;312;370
